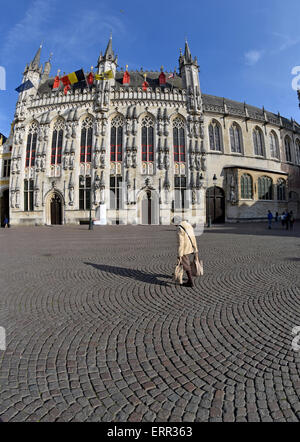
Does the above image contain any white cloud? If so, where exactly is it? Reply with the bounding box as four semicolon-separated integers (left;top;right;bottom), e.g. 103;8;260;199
244;50;264;66
1;0;55;60
271;32;300;53
1;0;129;66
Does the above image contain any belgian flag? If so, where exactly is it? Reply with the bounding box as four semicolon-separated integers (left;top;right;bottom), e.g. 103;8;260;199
61;69;86;86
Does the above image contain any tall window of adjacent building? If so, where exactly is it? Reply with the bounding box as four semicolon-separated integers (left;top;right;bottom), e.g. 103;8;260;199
258;176;273;200
285;136;292;162
253;127;264;156
141;116;154;162
295;139;300;165
173;117;186;162
26;122;38;167
80;117;93;163
110;176;123;210
277;179;286;201
51;119;64;165
209;120;222;151
110;116;124;162
174;176;187;210
270;131;279;159
24;179;34;211
230;123;242;153
240;174;253;199
3;159;11;177
79;176;91;210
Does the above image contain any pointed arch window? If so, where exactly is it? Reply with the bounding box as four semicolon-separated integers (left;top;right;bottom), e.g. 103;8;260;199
285;136;292;162
51;119;64;165
295;139;300;164
111;116;124;162
253;127;264;156
241;174;253;199
173;117;186;162
80;117;93;163
26;122;38;167
141;116;154;162
277;178;286;201
209;120;222;151
258;176;273;200
230;123;242;153
270;131;279;159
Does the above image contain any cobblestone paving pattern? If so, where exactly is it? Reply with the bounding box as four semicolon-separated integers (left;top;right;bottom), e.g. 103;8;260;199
0;223;300;422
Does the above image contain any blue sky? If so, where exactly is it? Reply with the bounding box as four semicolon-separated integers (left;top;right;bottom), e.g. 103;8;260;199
1;0;300;136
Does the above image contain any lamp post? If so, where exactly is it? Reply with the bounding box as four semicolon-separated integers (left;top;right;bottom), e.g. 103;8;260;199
207;174;218;228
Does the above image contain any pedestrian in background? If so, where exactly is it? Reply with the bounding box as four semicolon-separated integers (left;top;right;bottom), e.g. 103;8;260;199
289;211;295;231
285;211;290;230
3;216;9;228
267;210;273;229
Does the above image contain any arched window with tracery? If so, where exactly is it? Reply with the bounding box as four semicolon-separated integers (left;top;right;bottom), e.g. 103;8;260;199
285;135;292;162
253;127;264;156
295;139;300;165
141;116;154;162
110;115;124;162
80;116;93;163
277;179;286;201
26;122;38;167
209;120;222;151
173;117;186;162
258;176;273;200
269;131;279;159
51;119;64;165
230;123;242;153
241;174;253;199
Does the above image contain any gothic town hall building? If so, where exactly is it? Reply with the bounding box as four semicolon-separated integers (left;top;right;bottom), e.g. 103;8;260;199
1;38;300;226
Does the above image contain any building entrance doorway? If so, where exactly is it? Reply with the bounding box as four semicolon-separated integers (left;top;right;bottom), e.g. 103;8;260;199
206;186;225;224
141;190;159;225
50;194;62;225
1;190;9;226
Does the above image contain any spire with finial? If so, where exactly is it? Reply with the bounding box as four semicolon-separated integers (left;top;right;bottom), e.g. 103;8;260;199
30;42;43;70
97;34;117;67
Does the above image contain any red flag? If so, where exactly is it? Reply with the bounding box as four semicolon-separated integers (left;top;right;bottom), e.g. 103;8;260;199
61;75;71;87
87;72;94;85
53;75;60;90
142;81;149;91
64;84;71;95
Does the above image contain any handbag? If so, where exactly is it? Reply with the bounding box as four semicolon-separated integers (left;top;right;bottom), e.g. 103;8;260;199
174;258;184;284
179;225;203;277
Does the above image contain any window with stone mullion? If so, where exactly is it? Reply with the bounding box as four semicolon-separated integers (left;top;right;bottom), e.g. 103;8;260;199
25;132;37;167
24;179;34;211
51;129;63;165
241;174;252;199
79;177;91;210
173;127;186;162
142;126;154;162
110;126;123;162
80;128;92;163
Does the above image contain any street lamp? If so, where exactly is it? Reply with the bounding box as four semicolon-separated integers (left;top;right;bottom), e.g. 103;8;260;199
207;174;218;228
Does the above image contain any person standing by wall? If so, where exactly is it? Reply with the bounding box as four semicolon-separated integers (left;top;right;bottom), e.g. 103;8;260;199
267;210;273;230
289;211;295;231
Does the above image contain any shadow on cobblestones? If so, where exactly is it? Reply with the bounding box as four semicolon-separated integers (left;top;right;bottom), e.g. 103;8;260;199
85;262;172;286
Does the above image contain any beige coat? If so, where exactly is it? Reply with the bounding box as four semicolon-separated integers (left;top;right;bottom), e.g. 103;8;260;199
177;221;198;257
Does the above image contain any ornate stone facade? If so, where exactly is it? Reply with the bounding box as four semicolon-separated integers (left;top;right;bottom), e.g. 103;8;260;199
1;39;300;226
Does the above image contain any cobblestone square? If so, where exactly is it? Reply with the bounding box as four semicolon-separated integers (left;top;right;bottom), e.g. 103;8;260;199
0;223;300;422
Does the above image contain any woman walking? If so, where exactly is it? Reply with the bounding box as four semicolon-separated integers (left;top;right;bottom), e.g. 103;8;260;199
177;219;198;288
